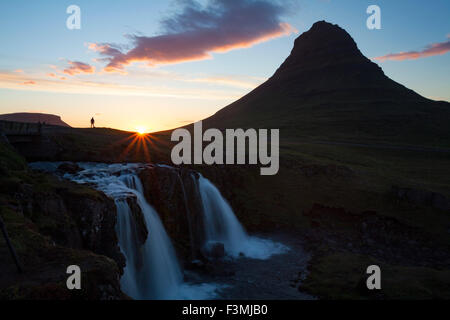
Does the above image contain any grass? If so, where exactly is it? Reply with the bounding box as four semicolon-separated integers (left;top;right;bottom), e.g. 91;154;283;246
302;252;450;300
4;118;450;299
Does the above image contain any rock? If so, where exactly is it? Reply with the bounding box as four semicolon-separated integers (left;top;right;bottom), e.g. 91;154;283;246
19;182;126;274
206;242;225;259
138;166;206;261
57;162;82;174
126;196;148;246
187;259;206;271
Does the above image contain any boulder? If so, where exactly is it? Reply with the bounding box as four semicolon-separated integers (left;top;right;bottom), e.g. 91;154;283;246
57;162;82;174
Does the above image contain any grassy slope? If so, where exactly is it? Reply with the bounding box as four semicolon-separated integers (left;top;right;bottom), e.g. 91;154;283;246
11;120;450;299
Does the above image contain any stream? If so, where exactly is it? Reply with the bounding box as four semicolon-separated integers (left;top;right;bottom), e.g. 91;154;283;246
30;162;313;300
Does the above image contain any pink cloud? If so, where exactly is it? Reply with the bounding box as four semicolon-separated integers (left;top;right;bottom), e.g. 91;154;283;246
22;81;36;85
375;36;450;61
63;61;96;75
90;0;297;72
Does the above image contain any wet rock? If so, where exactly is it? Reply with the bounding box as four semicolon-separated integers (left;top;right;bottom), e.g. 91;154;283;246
57;162;82;174
138;166;206;261
207;242;225;259
126;195;148;246
61;190;126;273
13;181;126;274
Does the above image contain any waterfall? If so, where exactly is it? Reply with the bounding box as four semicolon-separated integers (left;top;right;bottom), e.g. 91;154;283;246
117;175;183;299
197;174;288;260
51;163;218;300
28;162;288;299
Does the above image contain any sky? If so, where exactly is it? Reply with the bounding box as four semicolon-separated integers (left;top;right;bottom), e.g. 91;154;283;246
0;0;449;132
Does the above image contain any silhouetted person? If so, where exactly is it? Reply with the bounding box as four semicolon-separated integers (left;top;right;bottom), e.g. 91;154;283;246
90;117;95;128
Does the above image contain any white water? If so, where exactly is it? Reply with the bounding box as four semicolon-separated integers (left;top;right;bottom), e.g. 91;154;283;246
197;175;288;260
28;162;288;298
54;163;219;300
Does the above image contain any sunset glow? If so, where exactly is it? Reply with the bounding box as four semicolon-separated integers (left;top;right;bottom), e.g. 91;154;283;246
136;126;148;135
0;0;449;131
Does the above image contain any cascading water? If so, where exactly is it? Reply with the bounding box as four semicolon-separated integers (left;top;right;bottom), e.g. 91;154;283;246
36;163;219;300
197;174;288;260
29;162;289;299
116;174;183;299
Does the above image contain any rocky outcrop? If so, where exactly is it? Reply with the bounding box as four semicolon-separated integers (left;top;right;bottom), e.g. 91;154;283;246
60;190;126;272
0;143;127;299
57;162;82;174
138;165;205;261
125;196;148;247
9;173;125;274
0;210;126;300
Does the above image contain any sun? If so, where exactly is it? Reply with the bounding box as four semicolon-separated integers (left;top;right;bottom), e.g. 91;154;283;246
135;126;147;135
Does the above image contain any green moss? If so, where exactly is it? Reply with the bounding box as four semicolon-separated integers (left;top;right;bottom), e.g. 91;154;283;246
0;140;27;172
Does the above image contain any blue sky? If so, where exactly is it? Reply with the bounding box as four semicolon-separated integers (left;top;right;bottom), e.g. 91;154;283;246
0;0;449;131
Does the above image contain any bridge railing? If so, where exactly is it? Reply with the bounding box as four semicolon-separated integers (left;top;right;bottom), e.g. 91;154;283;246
0;120;42;136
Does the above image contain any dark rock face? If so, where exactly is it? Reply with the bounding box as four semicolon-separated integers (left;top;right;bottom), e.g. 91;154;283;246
61;191;126;272
138;165;205;261
205;242;225;259
57;162;82;174
14;181;125;273
119;195;148;270
125;196;148;247
0;139;126;299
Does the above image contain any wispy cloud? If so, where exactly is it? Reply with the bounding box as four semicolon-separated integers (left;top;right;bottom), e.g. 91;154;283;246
374;35;450;61
0;70;241;100
191;75;266;89
90;0;297;72
63;61;96;75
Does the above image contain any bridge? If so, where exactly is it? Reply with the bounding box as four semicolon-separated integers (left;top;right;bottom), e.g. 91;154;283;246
0;120;42;144
0;120;42;136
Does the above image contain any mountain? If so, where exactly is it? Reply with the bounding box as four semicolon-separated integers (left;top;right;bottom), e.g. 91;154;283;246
203;21;450;147
0;112;71;127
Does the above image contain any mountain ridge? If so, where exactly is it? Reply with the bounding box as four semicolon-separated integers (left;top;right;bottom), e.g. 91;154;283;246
202;21;450;147
0;112;71;127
